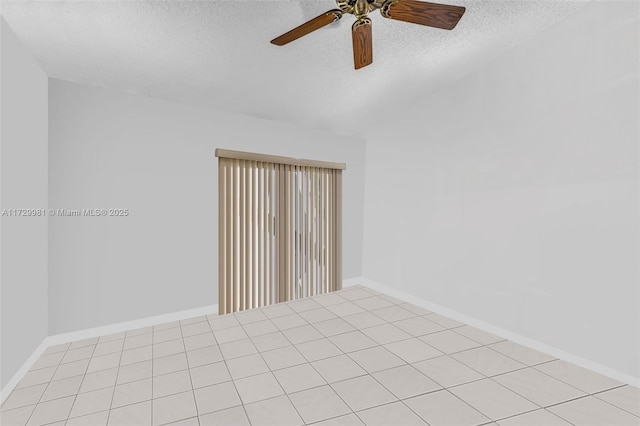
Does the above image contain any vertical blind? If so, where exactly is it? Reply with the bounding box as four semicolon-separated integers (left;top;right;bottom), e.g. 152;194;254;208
216;149;345;315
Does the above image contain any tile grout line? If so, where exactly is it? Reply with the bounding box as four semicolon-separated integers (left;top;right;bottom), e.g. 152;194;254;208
179;319;201;426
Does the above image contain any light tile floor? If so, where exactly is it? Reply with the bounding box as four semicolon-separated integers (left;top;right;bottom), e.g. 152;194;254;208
2;285;639;426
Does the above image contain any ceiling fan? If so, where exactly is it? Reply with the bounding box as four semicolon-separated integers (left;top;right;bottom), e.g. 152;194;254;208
270;0;466;70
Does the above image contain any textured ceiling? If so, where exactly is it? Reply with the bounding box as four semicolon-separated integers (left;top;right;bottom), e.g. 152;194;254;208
1;0;589;137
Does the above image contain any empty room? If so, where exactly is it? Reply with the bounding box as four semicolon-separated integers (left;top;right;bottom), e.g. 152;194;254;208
0;0;638;425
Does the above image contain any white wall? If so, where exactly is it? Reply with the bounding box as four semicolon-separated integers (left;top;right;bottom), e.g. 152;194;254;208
362;1;639;379
48;79;366;334
0;18;49;389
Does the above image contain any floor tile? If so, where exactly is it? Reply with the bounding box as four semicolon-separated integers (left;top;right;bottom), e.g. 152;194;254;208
313;413;365;426
81;368;119;393
312;355;367;383
356;401;427;426
126;328;152;338
226;354;269;380
416;356;486;388
393;316;445;337
488;341;555;366
282;325;323;344
43;342;71;356
208;315;241;331
183;333;216;351
153;352;188;377
86;353;121;374
121;346;152;366
234;372;284;404
287;298;323;313
496;409;572;426
1;405;35;426
153;327;182;344
17;367;56;389
31;352;65;371
214;326;248;344
251;331;290;352
420;330;482;354
67;410;109;426
360;324;411;345
153;391;197;426
235;309;269;325
329;331;378;353
242;320;278;338
354;296;393;311
261;346;306;371
454;326;505;345
181;315;208;326
94;339;125;356
313;318;357;337
165;416;198;425
154;321;181;333
298;308;338;324
493;368;587;407
117;361;152;385
153;340;185;359
313;293;349;307
372;365;441;399
400;303;432;315
348;346;405;373
535;360;623;394
339;288;376;301
1;384;47;410
425;313;466;329
371;305;415;322
449;379;539;420
270;314;308;331
62;346;95;364
193;382;241;415
198;406;249;426
596;385;640;417
273;363;326;394
288;385;351;424
245;395;303;426
53;359;91;381
99;332;127;343
41;375;83;402
295;339;342;362
69;387;114;418
186;345;222;368
69;337;99;349
189;361;231;389
332;375;396;411
405;390;489;426
123;334;152;351
341;312;386;329
153;370;192;398
384;338;443;363
260;303;296;319
219;339;257;360
181;321;211;338
112;378;152;408
107;400;151;426
26;396;75;426
453;347;526;377
326;302;365;317
548;395;640;426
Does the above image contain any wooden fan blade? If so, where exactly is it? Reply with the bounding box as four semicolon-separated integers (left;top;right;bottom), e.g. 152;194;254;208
271;9;343;46
352;18;372;70
381;0;465;30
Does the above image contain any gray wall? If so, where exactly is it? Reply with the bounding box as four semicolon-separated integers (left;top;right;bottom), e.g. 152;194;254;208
48;79;366;334
362;1;639;379
0;18;49;389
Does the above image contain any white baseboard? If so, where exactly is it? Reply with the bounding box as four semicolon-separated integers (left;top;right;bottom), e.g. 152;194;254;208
1;304;217;403
342;277;362;288
350;276;640;388
0;339;49;402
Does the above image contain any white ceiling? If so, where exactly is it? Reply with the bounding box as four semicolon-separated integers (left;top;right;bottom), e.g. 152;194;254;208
1;0;588;137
